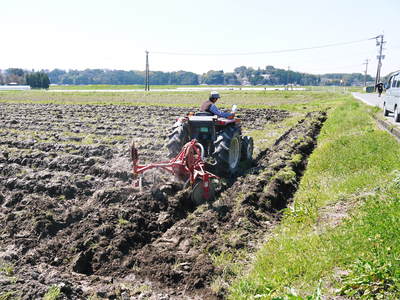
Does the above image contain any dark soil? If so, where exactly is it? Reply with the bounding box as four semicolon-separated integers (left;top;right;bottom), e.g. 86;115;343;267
0;103;326;299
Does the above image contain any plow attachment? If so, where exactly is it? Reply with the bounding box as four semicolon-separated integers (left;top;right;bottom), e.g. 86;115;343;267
131;139;218;204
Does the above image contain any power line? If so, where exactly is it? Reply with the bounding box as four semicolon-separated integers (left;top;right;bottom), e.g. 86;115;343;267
152;36;375;56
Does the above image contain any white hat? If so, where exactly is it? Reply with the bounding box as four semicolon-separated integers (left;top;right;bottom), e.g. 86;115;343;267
210;91;220;99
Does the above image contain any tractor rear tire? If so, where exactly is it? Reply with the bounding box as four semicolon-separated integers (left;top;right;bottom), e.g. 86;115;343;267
213;126;241;174
241;136;254;161
166;123;189;158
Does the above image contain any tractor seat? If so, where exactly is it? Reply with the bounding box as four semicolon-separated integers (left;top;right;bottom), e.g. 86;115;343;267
195;112;213;116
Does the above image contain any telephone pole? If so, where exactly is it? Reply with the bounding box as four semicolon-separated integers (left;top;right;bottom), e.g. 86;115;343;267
145;50;150;91
374;35;385;90
363;59;369;87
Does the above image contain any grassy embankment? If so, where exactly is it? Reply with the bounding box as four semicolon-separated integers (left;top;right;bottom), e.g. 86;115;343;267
229;98;400;299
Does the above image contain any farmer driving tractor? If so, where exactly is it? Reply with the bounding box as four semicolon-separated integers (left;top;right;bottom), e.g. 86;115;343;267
132;90;253;204
200;91;235;119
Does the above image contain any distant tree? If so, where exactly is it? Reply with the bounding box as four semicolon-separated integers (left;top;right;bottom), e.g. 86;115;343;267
234;66;247;77
249;74;264;85
6;68;24;77
265;65;275;73
300;74;319;85
26;73;38;88
61;76;74;85
41;72;50;88
26;72;50;89
75;74;90;85
319;72;368;86
202;70;224;85
4;68;26;84
149;71;169;85
175;71;199;85
245;67;255;79
48;69;66;84
40;67;369;87
224;72;240;85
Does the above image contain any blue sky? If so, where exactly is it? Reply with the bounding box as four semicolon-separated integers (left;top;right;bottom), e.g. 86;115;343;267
1;0;399;76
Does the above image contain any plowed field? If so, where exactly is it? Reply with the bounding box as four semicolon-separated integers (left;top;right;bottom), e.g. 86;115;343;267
0;103;326;299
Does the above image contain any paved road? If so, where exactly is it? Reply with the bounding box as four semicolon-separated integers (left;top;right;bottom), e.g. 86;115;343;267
352;92;400;127
352;92;383;108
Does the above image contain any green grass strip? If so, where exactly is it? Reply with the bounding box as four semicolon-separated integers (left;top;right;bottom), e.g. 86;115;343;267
229;98;400;299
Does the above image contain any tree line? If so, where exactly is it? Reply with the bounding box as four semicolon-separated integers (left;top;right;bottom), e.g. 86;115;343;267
26;72;50;89
0;68;50;89
0;67;374;87
47;69;200;85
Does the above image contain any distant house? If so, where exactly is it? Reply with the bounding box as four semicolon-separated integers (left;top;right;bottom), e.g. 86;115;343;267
241;77;251;86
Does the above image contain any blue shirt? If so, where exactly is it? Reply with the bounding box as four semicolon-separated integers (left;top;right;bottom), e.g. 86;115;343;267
209;104;234;118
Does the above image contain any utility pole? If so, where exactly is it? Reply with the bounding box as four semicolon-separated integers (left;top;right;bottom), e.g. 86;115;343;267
145;50;150;91
363;59;369;87
374;35;386;90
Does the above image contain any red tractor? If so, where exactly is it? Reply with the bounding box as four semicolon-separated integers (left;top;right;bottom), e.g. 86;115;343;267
167;110;253;174
131;107;253;204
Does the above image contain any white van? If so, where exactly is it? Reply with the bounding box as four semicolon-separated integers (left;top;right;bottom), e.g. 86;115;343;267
383;70;400;122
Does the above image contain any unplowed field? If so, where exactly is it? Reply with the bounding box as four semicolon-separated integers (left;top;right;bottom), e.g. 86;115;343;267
0;103;326;299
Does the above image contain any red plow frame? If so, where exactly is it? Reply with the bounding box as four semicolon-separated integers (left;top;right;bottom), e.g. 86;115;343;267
130;139;218;201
